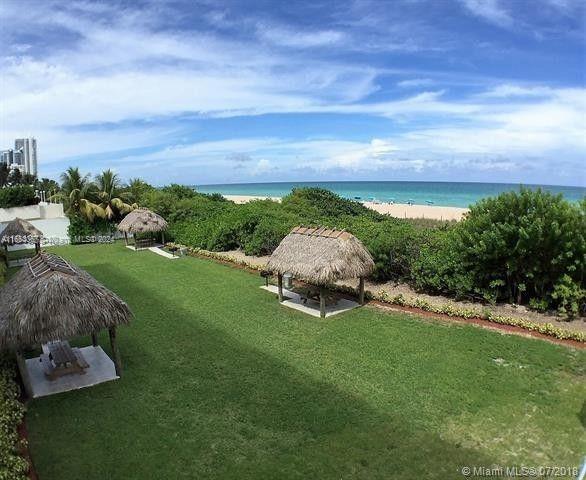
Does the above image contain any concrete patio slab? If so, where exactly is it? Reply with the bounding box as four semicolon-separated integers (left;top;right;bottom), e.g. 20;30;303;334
25;346;118;398
125;243;164;251
148;246;178;259
261;285;359;318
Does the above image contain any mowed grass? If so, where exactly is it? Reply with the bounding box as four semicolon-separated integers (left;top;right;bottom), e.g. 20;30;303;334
26;243;585;479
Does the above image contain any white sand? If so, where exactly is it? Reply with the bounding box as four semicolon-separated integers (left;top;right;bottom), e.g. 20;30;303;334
223;195;468;221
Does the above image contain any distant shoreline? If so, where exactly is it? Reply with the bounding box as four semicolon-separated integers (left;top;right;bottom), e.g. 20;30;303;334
223;195;468;221
196;181;585;209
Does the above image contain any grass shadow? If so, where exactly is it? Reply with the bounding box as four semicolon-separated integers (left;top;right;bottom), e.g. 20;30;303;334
25;259;498;480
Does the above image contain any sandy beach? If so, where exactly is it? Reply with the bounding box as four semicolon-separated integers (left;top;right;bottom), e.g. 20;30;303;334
223;195;468;221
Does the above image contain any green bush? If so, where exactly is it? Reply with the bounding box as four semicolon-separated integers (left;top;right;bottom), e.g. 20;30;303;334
411;228;476;298
455;189;585;309
0;185;38;208
67;214;116;244
243;216;292;256
551;275;585;319
411;189;585;311
343;216;433;281
0;355;28;480
282;187;380;222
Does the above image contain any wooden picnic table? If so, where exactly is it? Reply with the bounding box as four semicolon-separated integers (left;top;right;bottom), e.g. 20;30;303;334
135;237;154;249
41;341;89;380
296;286;337;306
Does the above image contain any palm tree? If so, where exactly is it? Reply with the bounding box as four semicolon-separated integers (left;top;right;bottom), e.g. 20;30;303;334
126;177;153;205
52;167;95;218
91;169;136;220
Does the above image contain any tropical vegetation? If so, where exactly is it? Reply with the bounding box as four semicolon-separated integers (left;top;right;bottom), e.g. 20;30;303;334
137;185;585;318
20;166;585;318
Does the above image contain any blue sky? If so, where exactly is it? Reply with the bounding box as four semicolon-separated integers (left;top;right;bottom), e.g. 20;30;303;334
1;0;584;186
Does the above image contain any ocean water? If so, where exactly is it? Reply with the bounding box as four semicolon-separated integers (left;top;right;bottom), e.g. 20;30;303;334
195;181;585;208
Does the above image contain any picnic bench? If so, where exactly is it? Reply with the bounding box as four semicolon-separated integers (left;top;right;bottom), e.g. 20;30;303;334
40;341;89;380
135;237;155;250
295;286;337;306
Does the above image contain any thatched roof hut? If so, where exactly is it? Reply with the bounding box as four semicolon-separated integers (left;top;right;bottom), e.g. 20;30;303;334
268;226;374;285
0;253;132;392
1;217;43;249
267;227;374;317
118;208;167;234
0;253;131;352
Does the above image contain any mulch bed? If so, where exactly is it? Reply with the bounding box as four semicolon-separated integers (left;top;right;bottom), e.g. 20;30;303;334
15;378;38;480
370;300;585;349
17;419;38;480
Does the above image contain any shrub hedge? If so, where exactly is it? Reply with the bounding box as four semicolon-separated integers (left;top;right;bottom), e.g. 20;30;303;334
143;186;585;318
0;185;38;208
0;355;28;480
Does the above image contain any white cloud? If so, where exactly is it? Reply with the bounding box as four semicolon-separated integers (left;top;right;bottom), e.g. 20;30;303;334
256;24;346;48
479;84;554;98
397;78;435;88
251;159;273;175
459;0;513;28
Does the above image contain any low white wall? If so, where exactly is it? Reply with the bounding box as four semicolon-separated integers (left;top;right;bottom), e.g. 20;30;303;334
0;218;71;250
39;203;65;219
0;205;41;222
0;203;65;222
0;205;70;250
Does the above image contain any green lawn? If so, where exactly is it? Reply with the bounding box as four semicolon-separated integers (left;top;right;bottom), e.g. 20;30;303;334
26;243;585;479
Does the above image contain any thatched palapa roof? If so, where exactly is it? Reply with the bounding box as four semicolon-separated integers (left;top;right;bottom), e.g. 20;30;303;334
267;226;374;285
1;218;43;245
118;208;168;233
0;253;132;350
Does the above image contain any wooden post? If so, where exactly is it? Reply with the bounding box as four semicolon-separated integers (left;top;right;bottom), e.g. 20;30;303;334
124;232;128;246
161;231;165;245
277;274;284;302
358;277;365;305
35;242;40;254
108;327;122;376
320;286;326;318
15;350;33;398
91;332;99;347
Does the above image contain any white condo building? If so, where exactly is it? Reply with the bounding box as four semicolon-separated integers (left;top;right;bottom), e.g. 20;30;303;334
1;138;37;176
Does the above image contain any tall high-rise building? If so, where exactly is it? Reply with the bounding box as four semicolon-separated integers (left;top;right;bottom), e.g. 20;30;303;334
14;138;37;176
1;149;14;165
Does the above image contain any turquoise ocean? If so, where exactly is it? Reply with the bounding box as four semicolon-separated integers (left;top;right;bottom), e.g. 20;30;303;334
195;181;585;208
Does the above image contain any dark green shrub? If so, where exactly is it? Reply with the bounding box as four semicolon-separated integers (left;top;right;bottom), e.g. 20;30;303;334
455;188;585;308
0;185;38;208
243;216;291;256
341;216;431;281
411;228;476;298
551;275;585;319
68;214;116;244
0;354;28;479
282;187;380;222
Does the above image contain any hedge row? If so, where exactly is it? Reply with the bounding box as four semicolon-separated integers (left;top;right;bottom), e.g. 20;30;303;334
0;185;38;208
168;242;585;344
374;291;586;343
0;355;28;480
